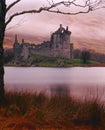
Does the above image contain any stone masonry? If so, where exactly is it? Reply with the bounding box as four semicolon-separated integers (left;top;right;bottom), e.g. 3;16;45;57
13;24;73;61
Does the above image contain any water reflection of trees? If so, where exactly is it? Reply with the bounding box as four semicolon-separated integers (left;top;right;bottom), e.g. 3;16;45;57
50;84;70;97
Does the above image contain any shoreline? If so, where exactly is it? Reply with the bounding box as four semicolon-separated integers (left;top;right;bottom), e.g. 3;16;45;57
4;63;105;67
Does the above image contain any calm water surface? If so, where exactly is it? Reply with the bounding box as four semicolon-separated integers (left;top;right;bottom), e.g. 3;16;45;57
4;67;105;100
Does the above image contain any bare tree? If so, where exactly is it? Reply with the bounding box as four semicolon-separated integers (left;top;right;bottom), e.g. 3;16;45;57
0;0;105;103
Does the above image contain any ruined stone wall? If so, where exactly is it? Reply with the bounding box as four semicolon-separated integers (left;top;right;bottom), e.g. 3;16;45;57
13;43;22;61
30;47;71;59
21;45;30;60
13;25;73;60
31;48;53;57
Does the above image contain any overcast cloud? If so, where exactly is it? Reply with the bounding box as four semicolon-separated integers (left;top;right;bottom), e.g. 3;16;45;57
6;0;105;43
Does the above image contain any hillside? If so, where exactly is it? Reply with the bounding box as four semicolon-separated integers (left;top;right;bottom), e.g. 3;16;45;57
4;34;46;49
71;37;105;54
4;34;105;54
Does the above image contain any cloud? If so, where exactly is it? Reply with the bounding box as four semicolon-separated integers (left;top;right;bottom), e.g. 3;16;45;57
6;0;105;44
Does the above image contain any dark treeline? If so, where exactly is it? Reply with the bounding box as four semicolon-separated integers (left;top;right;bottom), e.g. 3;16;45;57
4;49;14;64
74;49;105;63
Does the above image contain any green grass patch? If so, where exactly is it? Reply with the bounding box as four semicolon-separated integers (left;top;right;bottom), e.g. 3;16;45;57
5;54;100;67
31;55;99;67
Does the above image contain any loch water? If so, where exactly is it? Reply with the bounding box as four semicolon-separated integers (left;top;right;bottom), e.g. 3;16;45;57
4;67;105;100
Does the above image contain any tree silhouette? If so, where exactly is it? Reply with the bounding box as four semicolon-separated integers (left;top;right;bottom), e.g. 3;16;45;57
0;0;105;103
81;50;91;64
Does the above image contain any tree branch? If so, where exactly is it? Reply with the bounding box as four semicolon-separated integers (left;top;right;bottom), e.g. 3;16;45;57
6;16;26;31
45;7;91;15
6;0;21;13
5;0;105;26
5;8;44;26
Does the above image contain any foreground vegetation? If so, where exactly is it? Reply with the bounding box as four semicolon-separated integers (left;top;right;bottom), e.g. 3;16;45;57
0;90;105;130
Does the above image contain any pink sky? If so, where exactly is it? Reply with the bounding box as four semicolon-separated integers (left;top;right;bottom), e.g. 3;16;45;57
6;0;105;43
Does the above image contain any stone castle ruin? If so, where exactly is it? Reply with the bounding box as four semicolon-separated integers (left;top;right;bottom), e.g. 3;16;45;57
13;24;73;61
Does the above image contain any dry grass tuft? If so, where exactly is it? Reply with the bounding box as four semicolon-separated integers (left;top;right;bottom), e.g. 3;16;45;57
0;90;104;129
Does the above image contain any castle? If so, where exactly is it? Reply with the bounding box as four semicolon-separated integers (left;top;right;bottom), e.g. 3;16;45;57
13;24;73;61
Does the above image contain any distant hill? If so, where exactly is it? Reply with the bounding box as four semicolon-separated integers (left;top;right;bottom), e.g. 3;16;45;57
72;37;105;54
4;35;13;49
4;34;105;54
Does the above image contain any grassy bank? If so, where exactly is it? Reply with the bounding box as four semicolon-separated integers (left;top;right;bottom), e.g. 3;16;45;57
5;54;100;67
24;55;100;67
0;91;105;130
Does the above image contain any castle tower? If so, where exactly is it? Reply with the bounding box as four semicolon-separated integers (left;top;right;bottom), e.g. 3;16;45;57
22;39;24;44
14;35;18;44
13;35;22;62
13;35;19;49
50;25;73;59
51;25;71;48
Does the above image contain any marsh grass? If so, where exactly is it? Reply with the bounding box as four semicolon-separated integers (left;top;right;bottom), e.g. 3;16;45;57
0;90;105;129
